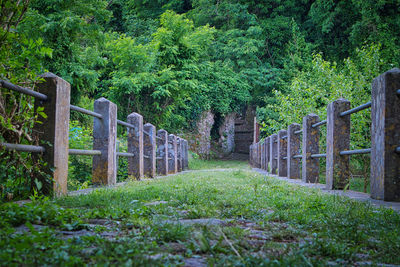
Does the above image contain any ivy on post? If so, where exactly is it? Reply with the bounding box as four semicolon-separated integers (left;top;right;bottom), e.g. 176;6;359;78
34;73;70;196
92;97;117;186
326;99;351;189
302;114;320;183
127;113;143;180
143;123;156;178
270;134;278;174
278;130;288;177
168;134;177;174
156;129;168;175
371;68;400;201
287;123;301;179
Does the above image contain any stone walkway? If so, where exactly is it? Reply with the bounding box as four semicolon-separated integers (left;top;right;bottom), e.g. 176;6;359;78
254;168;400;212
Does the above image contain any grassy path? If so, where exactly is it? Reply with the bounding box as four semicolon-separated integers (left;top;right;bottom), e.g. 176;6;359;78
1;160;400;266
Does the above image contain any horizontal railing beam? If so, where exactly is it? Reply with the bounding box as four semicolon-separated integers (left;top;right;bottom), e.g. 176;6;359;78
294;129;302;134
311;153;326;158
0;143;45;153
293;154;302;159
340;102;371;117
339;148;371;156
312;120;327;128
69;149;101;156
0;80;48;101
117;152;135;157
117;119;135;128
70;105;103;119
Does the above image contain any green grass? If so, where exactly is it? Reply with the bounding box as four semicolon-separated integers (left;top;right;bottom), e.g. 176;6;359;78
189;157;249;170
0;160;399;266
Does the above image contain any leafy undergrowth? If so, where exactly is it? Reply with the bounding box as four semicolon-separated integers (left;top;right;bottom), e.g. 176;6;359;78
1;161;400;266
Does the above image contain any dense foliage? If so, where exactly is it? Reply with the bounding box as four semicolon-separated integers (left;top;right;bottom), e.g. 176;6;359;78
1;0;399;199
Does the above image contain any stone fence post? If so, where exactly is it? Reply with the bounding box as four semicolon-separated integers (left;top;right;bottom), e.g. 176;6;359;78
185;139;189;170
302;114;320;183
34;73;70;196
182;139;188;170
265;137;270;172
371;68;400;201
156;129;168;175
143;123;156;178
177;137;183;172
168;134;177;174
326;99;350;189
255;142;259;168
287;123;301;179
270;134;278;174
92;98;117;186
127;113;143;180
260;140;265;170
278;130;288;177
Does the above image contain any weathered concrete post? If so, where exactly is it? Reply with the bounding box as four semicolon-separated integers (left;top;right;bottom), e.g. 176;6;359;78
270;134;278;174
156;129;168;175
182;139;188;170
254;143;258;167
177;137;183;172
265;137;270;172
254;142;258;167
260;140;265;170
278;130;288;177
249;144;253;165
371;68;400;201
34;73;70;196
302;114;320;183
326;99;351;189
263;141;268;170
143;123;156;178
287;123;301;179
127;113;143;180
251;144;255;166
257;142;261;168
185;139;189;169
92;98;117;186
260;141;263;169
168;134;178;174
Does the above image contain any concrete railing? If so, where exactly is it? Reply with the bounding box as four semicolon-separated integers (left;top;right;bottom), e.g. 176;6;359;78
250;68;400;202
0;73;189;196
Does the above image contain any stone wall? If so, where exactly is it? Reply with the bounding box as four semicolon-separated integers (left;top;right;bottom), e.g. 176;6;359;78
218;112;235;155
193;110;214;159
